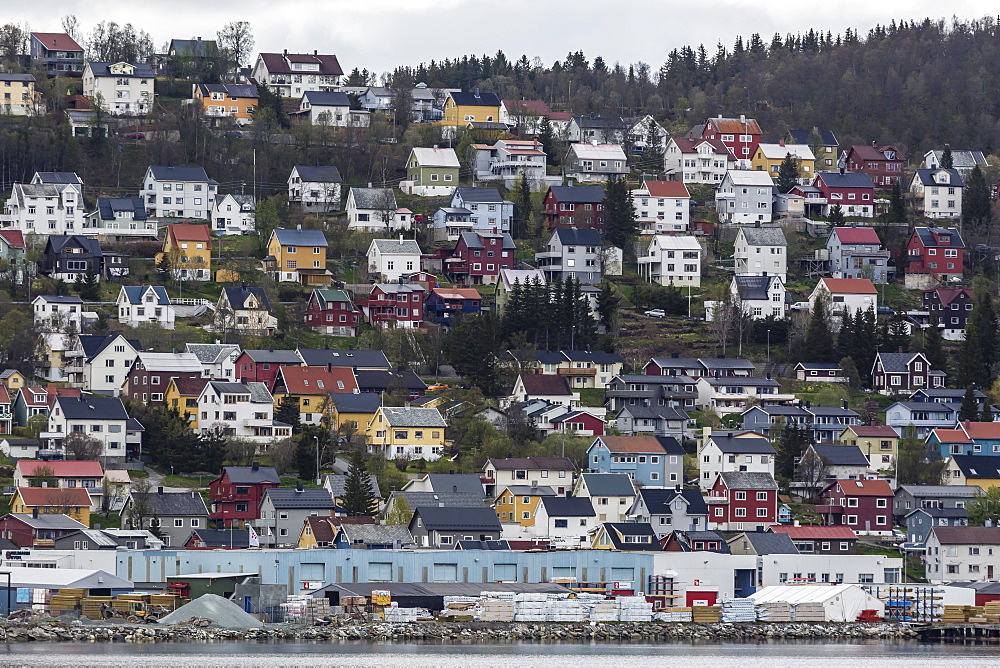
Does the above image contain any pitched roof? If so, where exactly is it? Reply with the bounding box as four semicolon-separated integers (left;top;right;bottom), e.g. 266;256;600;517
304;516;337;543
811;444;870;467
733;274;781;301
355;369;425;392
97;197;146;222
708;435;775;455
819;277;878;294
913;168;965;188
6;513;87;530
258;52;343;76
16;460;103;478
824;478;893;497
222;286;272;312
847;425;899;438
593;435;669;454
323;473;383;499
146;490;208;516
150;166;212;183
449;91;501;108
337;523;413;545
275;366;358;395
732;531;798;554
410;147;460;168
832;226;881;245
264;488;337;510
293;165;342;183
580;473;635;496
197;82;258;98
457;231;516;250
301;90;350;106
738;226;787;246
637;488;707;516
0;230;25;249
273;228;329;247
370;238;421;255
222;465;280;484
718;472;778;490
166;223;212;243
925;149;986;169
816;171;875;189
380;406;447;428
241;349;302;364
849;144;905;161
913;226;965;249
931;526;1000;545
419;474;483;496
546;185;605;204
31;32;83;51
186;528;251;548
502;99;551;115
454;187;505;203
413;505;502;531
551;227;603;246
568;143;628;161
771;525;857;540
184;343;240;364
876;352;926;373
756;143;814;161
641;180;690;198
487;457;575;471
896;484;981;498
329;392;382;414
539;496;595;517
705;116;762;135
56;396;129;421
87;62;155;78
788;129;839;146
77;334;138;362
518;373;572;396
669;136;734;156
16;486;91;507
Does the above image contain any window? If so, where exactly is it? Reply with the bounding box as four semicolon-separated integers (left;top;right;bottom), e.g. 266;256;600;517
174;519;184;528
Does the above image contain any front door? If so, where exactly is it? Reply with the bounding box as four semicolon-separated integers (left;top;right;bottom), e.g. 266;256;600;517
988;565;994;580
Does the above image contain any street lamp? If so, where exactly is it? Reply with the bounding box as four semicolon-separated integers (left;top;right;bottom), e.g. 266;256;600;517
767;329;771;367
314;436;321;486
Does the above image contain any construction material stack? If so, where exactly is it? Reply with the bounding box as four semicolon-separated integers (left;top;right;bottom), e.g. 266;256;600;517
49;589;86;615
616;595;653;622
984;600;1000;623
382;602;430;622
755;601;792;622
691;605;722;623
513;593;548;622
862;585;944;622
282;595;332;623
439;596;479;621
654;606;693;622
585;598;619;622
791;602;826;622
81;596;113;620
721;598;757;622
942;605;975;623
478;593;514;622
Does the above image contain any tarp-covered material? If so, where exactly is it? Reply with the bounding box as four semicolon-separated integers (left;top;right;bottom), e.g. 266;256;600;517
748;584;886;622
3;568;132;591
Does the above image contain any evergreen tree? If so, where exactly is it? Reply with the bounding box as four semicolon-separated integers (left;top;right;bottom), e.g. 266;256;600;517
274;395;301;432
963;165;992;230
537;115;556;166
510;172;533;239
804;294;835;362
836;309;855;361
923;315;947;374
887;180;907;225
940;145;953;169
884;311;910;352
776;153;799;193
960;385;980;421
444;312;504;396
958;314;984;389
603;176;637;252
828;204;845;224
596;281;620;332
960;288;999;389
341;453;376;516
295;437;316;481
854;306;878;386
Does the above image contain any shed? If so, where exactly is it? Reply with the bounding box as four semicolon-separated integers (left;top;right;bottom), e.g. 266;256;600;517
748;584;885;621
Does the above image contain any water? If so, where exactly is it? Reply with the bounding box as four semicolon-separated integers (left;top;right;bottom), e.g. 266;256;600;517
1;640;1000;667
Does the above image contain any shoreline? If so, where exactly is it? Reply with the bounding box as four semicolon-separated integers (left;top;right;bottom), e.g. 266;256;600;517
0;620;920;644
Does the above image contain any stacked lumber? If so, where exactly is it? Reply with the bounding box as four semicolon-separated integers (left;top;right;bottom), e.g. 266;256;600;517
691;605;722;623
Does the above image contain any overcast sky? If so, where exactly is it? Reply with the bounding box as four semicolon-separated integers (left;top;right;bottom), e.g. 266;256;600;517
15;1;994;75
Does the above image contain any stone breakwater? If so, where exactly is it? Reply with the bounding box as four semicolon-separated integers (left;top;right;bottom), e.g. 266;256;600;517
0;620;918;643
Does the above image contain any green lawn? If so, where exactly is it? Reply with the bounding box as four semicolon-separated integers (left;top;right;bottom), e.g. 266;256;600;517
578;388;606;408
161;474;209;489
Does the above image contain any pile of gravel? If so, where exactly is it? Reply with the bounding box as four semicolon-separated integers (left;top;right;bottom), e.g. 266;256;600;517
157;593;264;630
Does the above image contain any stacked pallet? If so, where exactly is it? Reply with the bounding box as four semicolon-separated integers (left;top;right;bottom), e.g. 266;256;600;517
942;605;974;623
513;593;549;622
654;606;693;622
721;598;757;622
546;598;586;622
584;599;618;622
49;588;86;614
616;596;653;622
81;596;113;620
755;601;792;622
383;604;431;622
691;605;722;623
791;603;826;622
984;600;1000;623
479;598;515;622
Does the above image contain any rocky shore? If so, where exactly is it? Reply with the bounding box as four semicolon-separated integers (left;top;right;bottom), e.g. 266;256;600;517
0;619;918;643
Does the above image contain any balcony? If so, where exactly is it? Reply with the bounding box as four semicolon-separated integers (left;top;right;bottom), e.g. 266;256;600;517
557;367;597;377
705;495;729;504
243;418;274;428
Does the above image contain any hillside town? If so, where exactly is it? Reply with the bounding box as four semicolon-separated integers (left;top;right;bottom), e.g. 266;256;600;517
1;17;1000;628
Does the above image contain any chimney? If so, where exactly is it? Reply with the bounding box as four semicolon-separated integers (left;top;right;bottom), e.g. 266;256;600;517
452;485;458;493
872;140;877;148
252;462;260;471
296;481;303;492
740;114;746;124
805;401;811;408
766;372;772;380
158;486;164;495
297;224;301;230
283;49;287;57
870;419;877;427
842;400;849;409
313;50;318;56
474;87;480;99
779;139;784;147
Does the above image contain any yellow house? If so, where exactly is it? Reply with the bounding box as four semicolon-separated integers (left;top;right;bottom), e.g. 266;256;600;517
297;515;337;549
752;143;815;182
439;91;501;128
165;377;210;429
0;73;40;116
839;425;900;469
0;369;26;391
945;456;1000;489
588;522;657;550
330;393;382;435
265;228;332;285
270;366;359;425
493;485;556;526
365;406;446;461
11;486;91;525
158;223;213;281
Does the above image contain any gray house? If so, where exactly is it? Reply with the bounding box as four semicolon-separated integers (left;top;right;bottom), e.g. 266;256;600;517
535;227;604;285
450;187;513;235
905;507;969;547
134;489;209;548
893;484;980;523
613;405;688;440
257;487;340;548
605;374;698;413
885;402;958;439
626;487;708;538
408;506;502;548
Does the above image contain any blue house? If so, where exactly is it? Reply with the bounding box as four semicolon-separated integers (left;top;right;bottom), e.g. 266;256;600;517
904;507;968;547
741;405;810;438
741;403;858;442
927;422;1000;458
586;435;685;487
424;286;481;326
885;401;958;439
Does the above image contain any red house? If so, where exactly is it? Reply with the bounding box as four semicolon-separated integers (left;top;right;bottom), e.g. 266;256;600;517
357;283;424;329
550;410;605;437
705;472;778;531
699;115;763;165
123;353;203;405
305;288;361;336
843;143;906;187
871;351;944;393
208;463;280;528
0;511;86;548
233;349;303;387
817;478;894;536
797;172;875;218
542;185;605;230
906;226;965;278
442;231;515;285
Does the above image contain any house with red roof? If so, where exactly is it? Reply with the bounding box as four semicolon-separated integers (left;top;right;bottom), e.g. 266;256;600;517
500;99;552;133
826;226;891;283
425;286;482;326
233;349;303;387
13;460;106;510
921;288;973;341
664;136;736;184
844;143;906;187
11;486;92;524
770;525;859;554
439;231;515;286
809;277;878;324
927;421;1000;458
506;373;580;409
251;52;344;99
587;435;685;487
271;365;358;425
632;180;691;234
906;226;965;280
817;478;894;535
30;32;84;75
698;115;763;167
839;425;901;469
159;222;213;280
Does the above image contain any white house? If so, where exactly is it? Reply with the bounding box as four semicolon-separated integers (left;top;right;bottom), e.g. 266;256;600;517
347;187;410;232
83;197;157;239
697;430;776;491
65;333;140;396
695;377;796;417
287;165;342;213
215;286;277;336
116;286;175;329
83;61;154;115
572;473;635;524
196;380;290;443
211;194;255;235
924;526;1000;584
33;295;85;333
43;395;135;465
563;143;629;182
716;170;775;224
909;168;964;219
826;226;890;283
734;226;787;282
296;90;353;125
251;52;343;99
184;342;241;380
731;274;785;320
366;238;422;282
473;139;548;187
664;137;735;184
632;180;690;235
637;235;702;287
810;277;878;325
140;166;217;219
531;496;597;548
923;149;987;179
3;172;86;236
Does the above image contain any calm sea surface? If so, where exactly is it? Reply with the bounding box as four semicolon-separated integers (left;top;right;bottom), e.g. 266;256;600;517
1;640;1000;667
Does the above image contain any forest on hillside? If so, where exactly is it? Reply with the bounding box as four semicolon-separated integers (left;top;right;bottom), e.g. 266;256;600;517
366;15;1000;157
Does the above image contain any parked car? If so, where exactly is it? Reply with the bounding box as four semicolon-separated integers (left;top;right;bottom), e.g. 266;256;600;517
122;132;145;140
426;383;449;392
644;309;666;318
223;130;244;139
